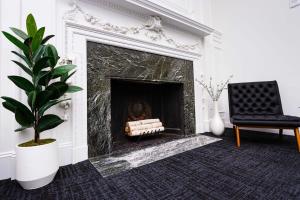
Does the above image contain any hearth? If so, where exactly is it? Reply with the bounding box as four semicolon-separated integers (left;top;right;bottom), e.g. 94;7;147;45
87;42;195;157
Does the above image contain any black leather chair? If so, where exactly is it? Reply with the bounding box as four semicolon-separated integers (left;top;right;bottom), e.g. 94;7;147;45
228;81;300;152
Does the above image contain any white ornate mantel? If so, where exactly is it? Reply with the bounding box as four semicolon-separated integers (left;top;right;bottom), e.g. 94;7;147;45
61;0;221;164
63;0;216;52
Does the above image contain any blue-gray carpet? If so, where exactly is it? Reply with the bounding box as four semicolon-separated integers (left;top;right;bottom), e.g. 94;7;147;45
1;129;300;200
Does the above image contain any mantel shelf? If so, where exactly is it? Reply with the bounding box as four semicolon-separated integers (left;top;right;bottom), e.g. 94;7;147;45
123;0;215;36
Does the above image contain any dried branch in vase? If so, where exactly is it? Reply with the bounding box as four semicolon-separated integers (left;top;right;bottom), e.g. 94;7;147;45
196;75;233;101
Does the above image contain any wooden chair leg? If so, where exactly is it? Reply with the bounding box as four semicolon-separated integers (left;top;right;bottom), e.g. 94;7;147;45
235;126;241;148
279;129;283;138
294;128;300;152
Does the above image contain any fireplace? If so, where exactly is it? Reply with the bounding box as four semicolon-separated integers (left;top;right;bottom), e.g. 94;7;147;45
87;41;195;158
111;79;184;147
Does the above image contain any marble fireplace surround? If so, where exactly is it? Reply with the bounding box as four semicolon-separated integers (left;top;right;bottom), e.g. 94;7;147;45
87;42;196;157
62;0;219;164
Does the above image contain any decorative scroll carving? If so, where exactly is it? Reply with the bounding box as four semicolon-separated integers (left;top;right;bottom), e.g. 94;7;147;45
64;0;201;51
144;16;163;33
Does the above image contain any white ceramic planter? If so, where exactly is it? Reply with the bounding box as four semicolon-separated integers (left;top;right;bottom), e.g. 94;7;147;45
16;140;59;190
210;101;225;136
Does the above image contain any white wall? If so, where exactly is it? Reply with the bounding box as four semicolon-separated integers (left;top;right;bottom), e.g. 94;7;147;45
211;0;300;134
0;0;215;180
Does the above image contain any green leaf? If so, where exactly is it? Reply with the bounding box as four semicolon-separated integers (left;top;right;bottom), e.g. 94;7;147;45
66;85;83;93
32;45;46;63
41;35;54;44
46;44;59;67
2;101;16;113
12;60;32;76
24;37;32;47
2;31;29;54
1;96;34;127
1;96;33;115
12;51;32;67
10;27;28;40
26;14;37;37
15;126;31;132
60;73;68;82
35;90;53;108
52;65;76;78
37;114;64;133
31;27;45;52
35;70;51;86
15;107;34;127
38;98;70;116
8;76;34;92
27;90;36;109
32;56;50;75
23;37;32;60
60;70;76;82
46;82;68;100
1;96;21;113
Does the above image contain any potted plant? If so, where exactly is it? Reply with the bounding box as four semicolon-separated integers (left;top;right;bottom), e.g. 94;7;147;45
1;14;82;189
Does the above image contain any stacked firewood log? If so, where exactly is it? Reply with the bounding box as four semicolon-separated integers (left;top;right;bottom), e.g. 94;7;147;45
125;119;164;136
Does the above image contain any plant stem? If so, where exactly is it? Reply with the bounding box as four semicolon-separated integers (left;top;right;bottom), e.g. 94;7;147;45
34;129;39;143
34;109;39;143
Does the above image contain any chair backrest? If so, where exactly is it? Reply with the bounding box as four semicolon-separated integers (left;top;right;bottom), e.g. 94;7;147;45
228;81;283;117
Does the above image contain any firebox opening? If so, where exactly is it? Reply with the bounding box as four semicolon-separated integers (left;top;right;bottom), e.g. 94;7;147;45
111;78;184;150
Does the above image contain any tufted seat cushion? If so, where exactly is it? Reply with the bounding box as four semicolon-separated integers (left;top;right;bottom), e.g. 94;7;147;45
231;115;300;127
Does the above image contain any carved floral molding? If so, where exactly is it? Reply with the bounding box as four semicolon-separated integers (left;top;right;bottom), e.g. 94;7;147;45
64;0;202;51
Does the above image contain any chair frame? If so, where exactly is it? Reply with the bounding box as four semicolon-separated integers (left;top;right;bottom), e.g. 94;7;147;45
228;81;300;152
233;125;300;152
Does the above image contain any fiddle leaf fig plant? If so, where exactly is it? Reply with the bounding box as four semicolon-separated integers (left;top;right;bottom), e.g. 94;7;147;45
1;14;82;144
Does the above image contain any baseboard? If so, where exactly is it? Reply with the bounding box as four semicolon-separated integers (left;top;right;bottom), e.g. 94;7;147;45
0;151;16;180
224;121;233;128
203;120;210;132
72;145;88;164
58;142;73;166
0;142;74;180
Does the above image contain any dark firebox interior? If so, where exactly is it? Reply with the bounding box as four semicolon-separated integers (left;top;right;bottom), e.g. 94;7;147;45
111;79;184;151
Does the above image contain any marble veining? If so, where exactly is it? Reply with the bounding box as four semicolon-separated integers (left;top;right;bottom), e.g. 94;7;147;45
90;134;221;177
87;42;195;157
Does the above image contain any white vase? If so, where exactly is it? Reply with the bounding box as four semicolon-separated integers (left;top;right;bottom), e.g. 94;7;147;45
16;139;59;190
210;101;225;136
